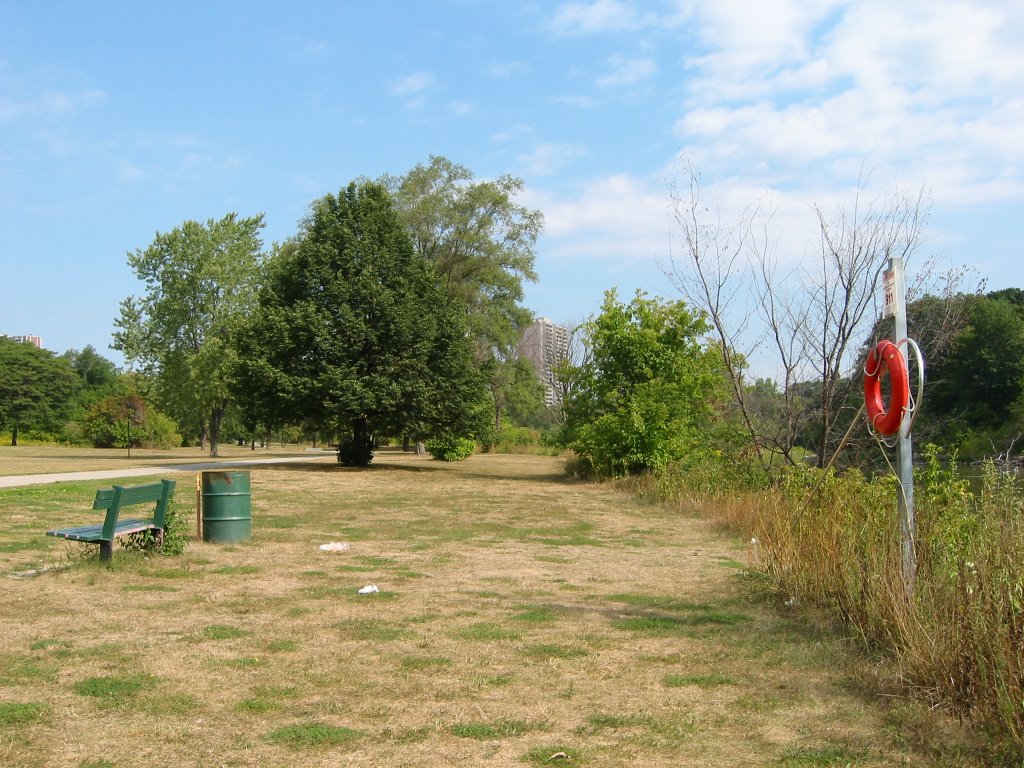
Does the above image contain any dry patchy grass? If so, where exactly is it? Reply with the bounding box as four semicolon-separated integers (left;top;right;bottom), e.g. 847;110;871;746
0;451;980;767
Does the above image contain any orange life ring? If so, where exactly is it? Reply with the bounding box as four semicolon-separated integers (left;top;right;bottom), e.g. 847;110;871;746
863;339;909;436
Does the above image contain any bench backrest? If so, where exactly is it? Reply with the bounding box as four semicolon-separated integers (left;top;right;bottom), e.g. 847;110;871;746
94;479;176;540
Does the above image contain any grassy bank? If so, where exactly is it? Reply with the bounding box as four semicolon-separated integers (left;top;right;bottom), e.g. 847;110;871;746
0;452;981;766
631;452;1024;764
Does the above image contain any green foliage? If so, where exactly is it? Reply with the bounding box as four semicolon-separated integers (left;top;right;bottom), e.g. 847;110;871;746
387;156;544;433
236;181;488;462
0;336;80;445
122;497;190;556
114;212;266;455
426;434;476;461
922;292;1024;454
387;155;541;350
560;290;722;477
79;393;181;449
336;431;374;467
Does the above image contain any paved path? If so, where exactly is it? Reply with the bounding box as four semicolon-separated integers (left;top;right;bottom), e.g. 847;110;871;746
0;454;336;489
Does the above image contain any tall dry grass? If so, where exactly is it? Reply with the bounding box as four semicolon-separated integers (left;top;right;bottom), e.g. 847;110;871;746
631;450;1024;764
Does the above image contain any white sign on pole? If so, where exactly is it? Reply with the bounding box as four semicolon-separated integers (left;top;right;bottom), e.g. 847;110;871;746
882;268;897;318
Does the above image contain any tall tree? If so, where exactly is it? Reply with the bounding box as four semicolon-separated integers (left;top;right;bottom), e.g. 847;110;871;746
62;345;119;391
234;181;487;465
113;213;265;456
386;156;543;429
0;337;79;445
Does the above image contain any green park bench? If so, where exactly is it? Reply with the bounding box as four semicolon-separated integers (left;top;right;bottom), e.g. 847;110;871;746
46;479;176;561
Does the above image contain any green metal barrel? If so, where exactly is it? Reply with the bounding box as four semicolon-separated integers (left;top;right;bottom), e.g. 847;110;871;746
201;471;252;543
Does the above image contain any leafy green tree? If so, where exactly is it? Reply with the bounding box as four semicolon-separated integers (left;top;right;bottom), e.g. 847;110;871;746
59;346;121;441
928;295;1024;441
62;346;119;392
501;355;550;429
561;290;722;477
234;181;488;466
0;337;79;445
113;213;265;456
386;156;544;430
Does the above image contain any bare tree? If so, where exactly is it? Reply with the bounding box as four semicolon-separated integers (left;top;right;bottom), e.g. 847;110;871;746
803;180;928;466
665;161;934;472
550;320;591;425
665;161;812;471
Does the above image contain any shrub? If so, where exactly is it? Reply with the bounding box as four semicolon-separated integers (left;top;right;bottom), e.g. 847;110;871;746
122;498;190;557
79;395;181;449
426;435;475;462
337;435;374;466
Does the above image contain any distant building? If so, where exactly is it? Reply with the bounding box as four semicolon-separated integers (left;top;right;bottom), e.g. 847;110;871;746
1;334;42;348
518;318;569;407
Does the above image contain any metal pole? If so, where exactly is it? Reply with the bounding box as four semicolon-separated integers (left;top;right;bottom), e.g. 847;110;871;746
886;257;916;596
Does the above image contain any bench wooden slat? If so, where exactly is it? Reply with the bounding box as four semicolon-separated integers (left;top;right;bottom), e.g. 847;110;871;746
92;482;165;510
47;518;156;542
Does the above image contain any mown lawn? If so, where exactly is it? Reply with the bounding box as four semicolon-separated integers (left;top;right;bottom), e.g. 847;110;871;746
0;451;979;767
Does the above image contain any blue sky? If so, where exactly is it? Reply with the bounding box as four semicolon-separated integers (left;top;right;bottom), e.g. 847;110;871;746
2;0;1022;366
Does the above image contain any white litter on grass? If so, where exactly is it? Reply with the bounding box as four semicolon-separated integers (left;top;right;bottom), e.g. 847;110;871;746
318;542;350;552
357;584;379;595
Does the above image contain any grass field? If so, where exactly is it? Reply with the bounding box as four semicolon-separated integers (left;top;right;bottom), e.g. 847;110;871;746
0;451;980;767
0;443;331;477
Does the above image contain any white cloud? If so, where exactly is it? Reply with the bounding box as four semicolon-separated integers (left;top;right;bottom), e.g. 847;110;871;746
487;60;531;78
393;71;436;96
115;159;146;182
392;71;436;108
516;143;586;176
288;36;329;58
552;94;601;109
549;0;651;35
491;123;534;143
449;100;475;116
0;87;106;124
597;54;657;88
672;0;1024;208
524;174;671;261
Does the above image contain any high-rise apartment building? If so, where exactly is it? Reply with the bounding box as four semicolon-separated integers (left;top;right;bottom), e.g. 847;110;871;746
518;318;569;407
1;334;42;348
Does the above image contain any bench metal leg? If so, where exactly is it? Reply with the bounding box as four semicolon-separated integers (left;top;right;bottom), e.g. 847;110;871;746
99;541;113;561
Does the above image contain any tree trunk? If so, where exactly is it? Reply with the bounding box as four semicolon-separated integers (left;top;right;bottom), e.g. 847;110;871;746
10;422;18;447
209;406;224;457
353;415;368;450
199;423;208;452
